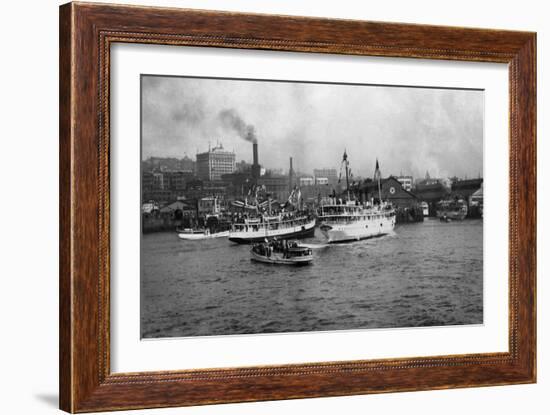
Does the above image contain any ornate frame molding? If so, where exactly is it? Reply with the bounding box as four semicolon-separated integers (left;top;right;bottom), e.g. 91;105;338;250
60;2;536;412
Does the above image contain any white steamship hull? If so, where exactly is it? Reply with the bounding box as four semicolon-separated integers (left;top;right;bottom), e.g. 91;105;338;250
320;215;395;243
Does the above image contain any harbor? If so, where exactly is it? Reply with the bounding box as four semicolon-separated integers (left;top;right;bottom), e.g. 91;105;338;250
141;217;483;338
139;75;485;339
141;149;484;338
141;142;483;236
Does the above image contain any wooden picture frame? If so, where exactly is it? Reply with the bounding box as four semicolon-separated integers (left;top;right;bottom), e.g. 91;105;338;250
59;2;536;412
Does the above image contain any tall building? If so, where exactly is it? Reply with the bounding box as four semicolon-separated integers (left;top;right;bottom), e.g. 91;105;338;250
196;143;236;181
179;155;196;172
313;168;338;186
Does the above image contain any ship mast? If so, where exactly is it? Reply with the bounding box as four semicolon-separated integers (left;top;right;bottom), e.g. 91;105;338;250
344;150;350;200
377;173;382;206
374;158;382;206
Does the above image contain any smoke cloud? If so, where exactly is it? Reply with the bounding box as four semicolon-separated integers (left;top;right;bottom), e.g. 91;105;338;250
141;75;483;180
218;109;257;143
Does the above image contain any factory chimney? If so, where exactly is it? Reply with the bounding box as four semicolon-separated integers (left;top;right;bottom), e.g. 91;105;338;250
253;142;258;166
251;142;261;181
289;157;294;192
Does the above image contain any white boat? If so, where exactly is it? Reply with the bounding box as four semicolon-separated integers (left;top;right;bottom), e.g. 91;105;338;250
229;215;316;244
317;151;395;243
250;240;313;265
318;202;395;243
177;228;229;240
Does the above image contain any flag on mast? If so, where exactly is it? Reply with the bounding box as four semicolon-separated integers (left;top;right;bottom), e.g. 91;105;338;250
374;158;381;180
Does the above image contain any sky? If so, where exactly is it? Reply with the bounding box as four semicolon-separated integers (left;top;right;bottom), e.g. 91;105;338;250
141;75;484;179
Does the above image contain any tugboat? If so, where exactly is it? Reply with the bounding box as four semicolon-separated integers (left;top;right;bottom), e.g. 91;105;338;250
436;196;468;221
250;239;313;265
317;153;396;243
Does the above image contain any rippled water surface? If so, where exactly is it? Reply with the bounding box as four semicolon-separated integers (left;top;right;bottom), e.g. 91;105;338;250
141;219;483;338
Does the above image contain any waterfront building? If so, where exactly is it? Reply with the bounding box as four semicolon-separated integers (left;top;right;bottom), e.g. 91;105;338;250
159;200;188;220
315;177;329;185
141;170;198;202
221;172;252;198
299;183;333;204
451;178;483;201
163;171;192;192
201;180;230;198
143;188;175;203
142;200;159;215
359;176;419;208
198;197;222;215
196;143;236;181
470;184;484;218
152;172;165;189
142;156;196;173
395;175;413;191
471;185;483;205
314;168;338;186
413;182;449;204
258;175;289;202
142;171;155;192
299;176;314;186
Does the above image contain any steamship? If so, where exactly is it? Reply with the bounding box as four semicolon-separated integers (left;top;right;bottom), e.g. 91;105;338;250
318;152;396;243
229;214;316;244
228;141;316;244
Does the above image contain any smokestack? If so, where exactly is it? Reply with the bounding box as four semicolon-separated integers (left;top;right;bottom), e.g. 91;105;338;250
289;157;294;191
251;142;261;181
253;142;258;166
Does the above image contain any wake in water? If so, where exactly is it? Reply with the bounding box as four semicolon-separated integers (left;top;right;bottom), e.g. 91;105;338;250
300;242;331;249
301;230;397;249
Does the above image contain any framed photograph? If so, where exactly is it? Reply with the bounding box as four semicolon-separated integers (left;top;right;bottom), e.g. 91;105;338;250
59;2;536;412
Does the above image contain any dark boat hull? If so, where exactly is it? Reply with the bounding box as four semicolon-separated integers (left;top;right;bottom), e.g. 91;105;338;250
229;226;315;244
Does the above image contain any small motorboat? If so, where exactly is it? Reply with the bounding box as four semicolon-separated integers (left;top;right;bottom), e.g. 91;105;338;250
436;197;468;221
250;240;313;265
177;228;229;240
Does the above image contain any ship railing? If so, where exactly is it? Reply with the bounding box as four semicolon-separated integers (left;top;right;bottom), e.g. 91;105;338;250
231;216;311;232
318;211;395;223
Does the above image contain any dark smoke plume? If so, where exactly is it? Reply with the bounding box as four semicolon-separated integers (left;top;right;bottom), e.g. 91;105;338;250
218;109;257;143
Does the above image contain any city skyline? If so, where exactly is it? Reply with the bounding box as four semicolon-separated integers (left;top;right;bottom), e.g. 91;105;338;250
141;153;481;181
142;75;484;179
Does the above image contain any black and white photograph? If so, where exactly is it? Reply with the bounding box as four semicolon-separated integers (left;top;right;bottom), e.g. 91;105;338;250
140;75;484;339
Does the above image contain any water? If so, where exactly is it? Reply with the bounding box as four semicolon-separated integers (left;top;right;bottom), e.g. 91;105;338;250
141;218;483;338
